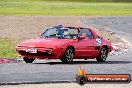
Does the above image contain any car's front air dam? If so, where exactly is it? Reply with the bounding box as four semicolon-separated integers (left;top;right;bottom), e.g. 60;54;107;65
16;47;65;59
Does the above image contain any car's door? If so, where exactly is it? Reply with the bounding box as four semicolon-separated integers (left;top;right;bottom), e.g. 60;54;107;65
76;28;100;58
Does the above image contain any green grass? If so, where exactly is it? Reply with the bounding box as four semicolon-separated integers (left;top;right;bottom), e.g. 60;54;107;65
0;0;132;16
0;38;16;58
1;0;132;2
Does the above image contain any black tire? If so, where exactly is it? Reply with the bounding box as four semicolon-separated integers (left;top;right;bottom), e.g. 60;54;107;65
96;47;108;62
23;57;35;63
60;47;74;64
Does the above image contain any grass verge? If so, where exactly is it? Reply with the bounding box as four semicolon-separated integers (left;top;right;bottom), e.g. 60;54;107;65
0;38;16;58
0;1;132;16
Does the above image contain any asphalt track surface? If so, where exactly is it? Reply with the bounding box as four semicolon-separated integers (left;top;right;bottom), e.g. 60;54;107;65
0;16;132;85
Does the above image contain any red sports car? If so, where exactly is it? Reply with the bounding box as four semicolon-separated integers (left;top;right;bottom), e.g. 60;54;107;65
16;25;112;64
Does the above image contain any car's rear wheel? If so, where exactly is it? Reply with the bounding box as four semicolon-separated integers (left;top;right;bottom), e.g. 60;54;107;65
96;47;108;62
23;57;35;63
60;47;74;64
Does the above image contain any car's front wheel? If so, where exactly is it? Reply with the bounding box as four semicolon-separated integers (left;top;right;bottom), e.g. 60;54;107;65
60;47;74;64
23;57;35;63
96;47;108;62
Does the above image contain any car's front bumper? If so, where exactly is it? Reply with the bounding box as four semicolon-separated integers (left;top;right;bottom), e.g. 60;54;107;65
16;46;65;59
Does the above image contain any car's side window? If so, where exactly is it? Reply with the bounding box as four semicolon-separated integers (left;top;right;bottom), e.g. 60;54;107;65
68;28;78;39
80;28;93;39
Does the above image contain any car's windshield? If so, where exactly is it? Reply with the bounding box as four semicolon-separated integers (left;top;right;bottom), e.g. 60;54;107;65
41;27;78;39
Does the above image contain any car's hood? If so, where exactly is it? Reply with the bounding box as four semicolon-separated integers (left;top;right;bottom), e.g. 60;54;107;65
17;38;72;48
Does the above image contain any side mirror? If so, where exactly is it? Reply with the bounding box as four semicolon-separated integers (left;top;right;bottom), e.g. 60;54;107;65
78;36;86;40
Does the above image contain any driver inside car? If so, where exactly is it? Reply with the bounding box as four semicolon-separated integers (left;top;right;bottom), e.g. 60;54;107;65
63;31;71;39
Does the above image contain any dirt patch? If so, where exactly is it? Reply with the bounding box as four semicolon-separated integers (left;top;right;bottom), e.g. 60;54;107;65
94;28;123;44
0;16;123;44
0;16;85;43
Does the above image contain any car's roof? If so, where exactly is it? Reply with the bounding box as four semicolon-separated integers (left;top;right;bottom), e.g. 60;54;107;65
65;26;88;29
